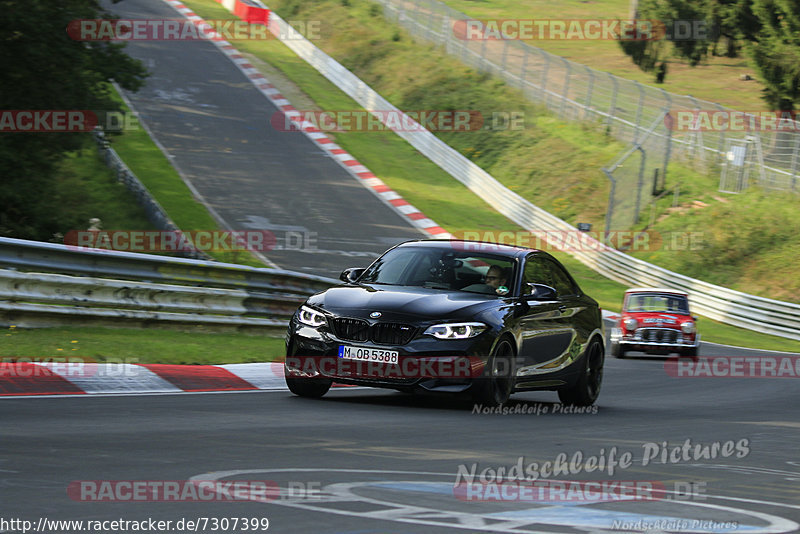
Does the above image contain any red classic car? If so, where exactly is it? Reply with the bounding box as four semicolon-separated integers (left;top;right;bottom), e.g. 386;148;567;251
610;287;699;358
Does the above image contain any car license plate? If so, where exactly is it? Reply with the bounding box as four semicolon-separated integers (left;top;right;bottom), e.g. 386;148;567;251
338;345;399;364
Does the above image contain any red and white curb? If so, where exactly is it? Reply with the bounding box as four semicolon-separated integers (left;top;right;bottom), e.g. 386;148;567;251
161;0;450;240
0;362;347;397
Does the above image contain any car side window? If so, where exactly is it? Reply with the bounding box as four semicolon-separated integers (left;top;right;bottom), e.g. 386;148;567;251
522;256;552;294
522;255;577;297
545;259;577;297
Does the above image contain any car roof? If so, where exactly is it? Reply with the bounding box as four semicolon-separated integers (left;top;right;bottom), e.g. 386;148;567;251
625;287;689;296
396;239;538;258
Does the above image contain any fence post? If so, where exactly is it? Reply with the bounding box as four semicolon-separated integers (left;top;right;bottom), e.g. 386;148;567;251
501;39;509;73
634;146;646;224
791;133;800;192
634;81;644;142
603;168;616;238
662;108;673;186
715;102;726;164
559;58;571;118
540;50;551;105
584;66;595;120
479;30;488;72
519;45;528;96
606;73;618;133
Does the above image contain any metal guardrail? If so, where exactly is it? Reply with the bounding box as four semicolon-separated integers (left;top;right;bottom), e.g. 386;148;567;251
261;8;800;342
0;238;337;331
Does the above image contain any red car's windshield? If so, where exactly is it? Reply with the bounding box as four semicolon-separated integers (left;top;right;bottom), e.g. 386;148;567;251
626;293;689;314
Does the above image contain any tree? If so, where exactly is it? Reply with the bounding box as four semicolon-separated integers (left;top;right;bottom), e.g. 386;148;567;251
0;0;147;239
746;0;800;111
619;0;712;82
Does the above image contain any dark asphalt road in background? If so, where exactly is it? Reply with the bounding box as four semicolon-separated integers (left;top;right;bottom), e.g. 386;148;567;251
109;0;423;278
2;355;799;533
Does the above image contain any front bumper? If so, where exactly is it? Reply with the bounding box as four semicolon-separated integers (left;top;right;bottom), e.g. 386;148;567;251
285;320;494;392
611;327;699;353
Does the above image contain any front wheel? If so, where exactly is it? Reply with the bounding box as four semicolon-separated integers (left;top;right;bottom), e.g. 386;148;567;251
472;339;516;407
610;339;626;359
558;340;604;406
285;376;332;398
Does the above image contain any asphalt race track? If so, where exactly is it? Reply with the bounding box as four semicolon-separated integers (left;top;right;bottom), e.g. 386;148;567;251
107;0;424;278
3;0;798;532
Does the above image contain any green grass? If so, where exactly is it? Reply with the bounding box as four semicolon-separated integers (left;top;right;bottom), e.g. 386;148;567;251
1;326;285;364
177;0;799;353
46;139;156;238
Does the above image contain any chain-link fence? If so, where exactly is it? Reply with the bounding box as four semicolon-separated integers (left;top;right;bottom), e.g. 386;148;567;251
373;0;800;194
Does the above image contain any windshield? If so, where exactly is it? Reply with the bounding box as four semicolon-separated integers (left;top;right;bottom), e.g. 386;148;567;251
626;293;689;313
359;247;516;296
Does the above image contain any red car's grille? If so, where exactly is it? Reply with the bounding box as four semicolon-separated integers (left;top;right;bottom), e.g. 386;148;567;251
332;318;417;345
639;328;678;343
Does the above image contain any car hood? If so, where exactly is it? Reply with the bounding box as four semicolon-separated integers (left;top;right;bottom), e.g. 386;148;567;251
307;284;503;321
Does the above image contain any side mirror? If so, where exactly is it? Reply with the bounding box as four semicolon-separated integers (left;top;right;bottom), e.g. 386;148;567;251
340;267;365;283
525;283;557;300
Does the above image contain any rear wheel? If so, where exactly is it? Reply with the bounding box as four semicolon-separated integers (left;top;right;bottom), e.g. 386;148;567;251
558;340;604;406
472;339;515;407
285;375;332;398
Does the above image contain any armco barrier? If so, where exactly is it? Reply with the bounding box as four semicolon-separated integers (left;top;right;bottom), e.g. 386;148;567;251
0;238;336;331
198;3;799;342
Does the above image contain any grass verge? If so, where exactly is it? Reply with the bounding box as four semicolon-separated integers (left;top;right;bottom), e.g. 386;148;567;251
1;326;285;364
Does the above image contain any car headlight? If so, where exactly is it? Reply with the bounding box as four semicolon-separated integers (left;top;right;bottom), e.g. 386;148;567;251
681;321;696;334
298;305;327;327
423;322;487;339
623;317;638;331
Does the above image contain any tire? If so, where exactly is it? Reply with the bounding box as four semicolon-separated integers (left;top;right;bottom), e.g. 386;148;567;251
681;346;698;358
610;339;626;359
558;340;604;406
472;338;516;407
285;376;332;398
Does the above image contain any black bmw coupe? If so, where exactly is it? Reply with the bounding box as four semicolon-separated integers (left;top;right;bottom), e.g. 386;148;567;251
285;240;604;406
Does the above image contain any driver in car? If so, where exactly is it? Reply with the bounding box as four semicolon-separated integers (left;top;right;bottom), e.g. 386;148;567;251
462;265;509;295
